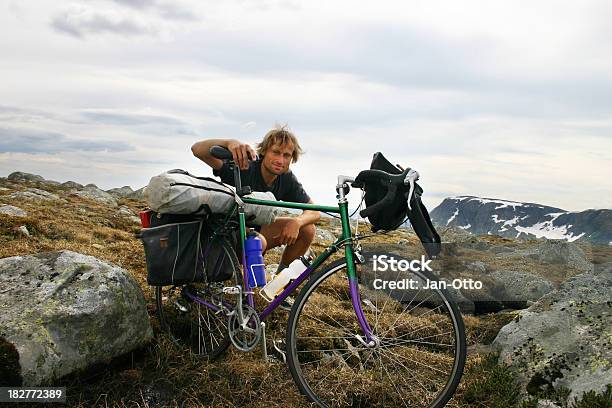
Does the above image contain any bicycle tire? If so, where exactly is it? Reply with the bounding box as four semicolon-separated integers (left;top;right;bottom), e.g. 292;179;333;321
286;256;466;408
155;237;241;360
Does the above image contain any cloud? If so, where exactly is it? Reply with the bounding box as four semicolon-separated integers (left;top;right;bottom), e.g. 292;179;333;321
111;0;156;9
111;0;199;21
154;3;199;21
0;127;134;154
51;7;156;38
0;105;57;123
79;110;186;126
240;121;257;130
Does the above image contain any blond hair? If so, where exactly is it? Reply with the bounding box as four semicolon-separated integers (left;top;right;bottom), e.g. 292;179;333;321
256;124;303;163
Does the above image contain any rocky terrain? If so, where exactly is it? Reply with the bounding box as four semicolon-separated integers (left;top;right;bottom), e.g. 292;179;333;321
0;171;610;407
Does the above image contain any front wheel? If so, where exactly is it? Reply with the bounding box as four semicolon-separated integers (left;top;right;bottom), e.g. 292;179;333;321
286;257;466;408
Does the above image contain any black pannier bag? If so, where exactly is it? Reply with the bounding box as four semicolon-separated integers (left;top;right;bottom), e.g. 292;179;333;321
199;214;238;283
361;152;441;258
141;219;204;286
141;213;237;286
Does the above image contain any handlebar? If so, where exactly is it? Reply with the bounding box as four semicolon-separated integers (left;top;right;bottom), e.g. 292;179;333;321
353;166;420;217
210;145;234;160
209;145;254;196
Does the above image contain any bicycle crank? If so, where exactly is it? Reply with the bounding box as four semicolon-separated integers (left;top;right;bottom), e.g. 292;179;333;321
228;304;262;352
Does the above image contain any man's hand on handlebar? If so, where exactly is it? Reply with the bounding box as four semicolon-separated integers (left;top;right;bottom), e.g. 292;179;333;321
227;140;257;170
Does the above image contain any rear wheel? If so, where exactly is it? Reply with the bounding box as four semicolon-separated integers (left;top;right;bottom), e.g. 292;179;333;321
155;239;240;359
286;256;466;407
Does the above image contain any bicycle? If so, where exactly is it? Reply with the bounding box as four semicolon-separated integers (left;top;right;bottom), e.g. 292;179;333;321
153;146;466;408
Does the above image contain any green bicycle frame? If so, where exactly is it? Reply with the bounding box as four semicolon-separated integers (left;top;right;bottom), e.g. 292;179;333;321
237;196;375;343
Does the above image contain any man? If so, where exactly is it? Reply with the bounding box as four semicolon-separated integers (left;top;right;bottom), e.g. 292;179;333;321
191;125;320;274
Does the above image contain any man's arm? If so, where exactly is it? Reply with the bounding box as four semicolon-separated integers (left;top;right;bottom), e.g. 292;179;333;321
277;200;320;246
191;138;256;170
295;203;320;227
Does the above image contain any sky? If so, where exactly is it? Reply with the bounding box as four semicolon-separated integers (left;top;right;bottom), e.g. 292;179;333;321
1;0;611;211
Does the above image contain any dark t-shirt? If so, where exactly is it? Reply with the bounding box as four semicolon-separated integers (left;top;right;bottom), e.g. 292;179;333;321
213;159;311;203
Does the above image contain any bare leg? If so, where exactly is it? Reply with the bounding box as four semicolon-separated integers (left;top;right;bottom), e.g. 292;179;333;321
260;217;316;265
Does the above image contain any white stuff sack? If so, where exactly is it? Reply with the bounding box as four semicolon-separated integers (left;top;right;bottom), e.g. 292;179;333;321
144;169;279;225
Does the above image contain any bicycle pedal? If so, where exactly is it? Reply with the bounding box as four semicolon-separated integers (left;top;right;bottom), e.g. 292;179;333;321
222;286;241;295
265;354;285;365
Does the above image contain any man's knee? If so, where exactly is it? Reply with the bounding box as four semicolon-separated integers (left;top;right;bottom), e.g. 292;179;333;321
256;232;267;252
299;223;316;244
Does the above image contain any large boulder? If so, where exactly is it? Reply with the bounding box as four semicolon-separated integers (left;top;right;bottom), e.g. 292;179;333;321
73;186;118;207
489;270;555;306
501;239;593;273
0;250;153;385
493;270;612;404
7;172;44;183
0;205;27;217
114;205;140;224
107;186;134;198
128;187;146;200
6;188;61;201
61;181;83;190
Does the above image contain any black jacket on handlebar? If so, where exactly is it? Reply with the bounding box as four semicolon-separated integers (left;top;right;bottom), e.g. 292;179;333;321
354;152;441;258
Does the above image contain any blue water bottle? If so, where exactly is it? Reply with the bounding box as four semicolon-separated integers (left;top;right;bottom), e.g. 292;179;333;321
245;232;266;288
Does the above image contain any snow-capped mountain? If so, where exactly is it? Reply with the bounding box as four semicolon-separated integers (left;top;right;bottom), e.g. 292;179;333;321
430;196;612;245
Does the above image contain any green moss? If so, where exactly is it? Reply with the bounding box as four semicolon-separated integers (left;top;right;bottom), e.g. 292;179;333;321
570;384;612;408
462;353;520;407
77;264;94;272
35;352;46;369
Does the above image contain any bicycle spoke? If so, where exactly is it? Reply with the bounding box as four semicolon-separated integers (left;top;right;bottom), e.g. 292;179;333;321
379;350;410;408
383;317;453;343
296;335;355;340
375;283;424;337
373;264;404;333
300;349;354;366
378;303;442;338
380;349;432;397
379;347;450;375
300;310;356;338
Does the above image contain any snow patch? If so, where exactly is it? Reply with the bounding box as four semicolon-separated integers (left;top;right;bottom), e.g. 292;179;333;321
499;216;520;232
515;213;586;242
447;196;471;201
491;214;503;223
467;197;524;209
447;208;459;226
458;224;471;230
